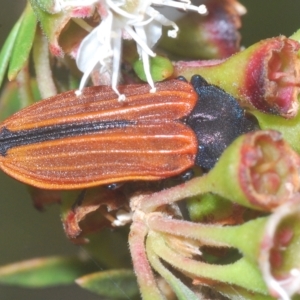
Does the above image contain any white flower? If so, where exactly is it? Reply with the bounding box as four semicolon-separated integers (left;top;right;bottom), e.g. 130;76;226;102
56;0;208;100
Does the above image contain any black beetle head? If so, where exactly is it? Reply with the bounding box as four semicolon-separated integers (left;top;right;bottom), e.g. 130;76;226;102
186;75;258;170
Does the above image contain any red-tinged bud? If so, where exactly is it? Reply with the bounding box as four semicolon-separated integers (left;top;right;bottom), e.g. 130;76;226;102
158;0;245;59
30;1;93;58
259;197;300;299
207;130;300;211
174;37;300;118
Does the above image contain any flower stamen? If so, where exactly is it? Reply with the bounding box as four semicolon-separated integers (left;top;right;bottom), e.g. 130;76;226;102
72;18;94;32
58;0;207;98
151;1;208;15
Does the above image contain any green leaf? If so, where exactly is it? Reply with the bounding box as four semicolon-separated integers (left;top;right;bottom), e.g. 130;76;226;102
0;256;97;288
76;269;139;299
0;16;23;88
8;3;37;81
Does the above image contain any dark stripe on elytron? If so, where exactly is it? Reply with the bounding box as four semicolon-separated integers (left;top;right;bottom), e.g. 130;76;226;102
0;119;135;156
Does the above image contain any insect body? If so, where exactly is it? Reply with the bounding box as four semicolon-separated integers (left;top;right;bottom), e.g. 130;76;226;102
186;75;258;169
0;80;198;189
0;76;256;189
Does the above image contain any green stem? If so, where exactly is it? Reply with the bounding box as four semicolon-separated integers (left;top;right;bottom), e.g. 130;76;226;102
33;28;57;98
146;232;199;300
147;214;267;263
149;232;268;294
140;176;211;213
128;220;165;300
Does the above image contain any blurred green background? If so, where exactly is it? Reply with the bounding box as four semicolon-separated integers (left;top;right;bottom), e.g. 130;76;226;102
0;1;299;299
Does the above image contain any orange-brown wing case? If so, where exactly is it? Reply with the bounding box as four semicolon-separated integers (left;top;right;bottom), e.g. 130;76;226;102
0;80;198;189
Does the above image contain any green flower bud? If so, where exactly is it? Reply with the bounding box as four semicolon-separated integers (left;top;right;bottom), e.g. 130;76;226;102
203;130;300;211
133;56;174;82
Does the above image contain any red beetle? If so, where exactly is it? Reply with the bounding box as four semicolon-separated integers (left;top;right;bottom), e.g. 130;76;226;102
0;76;256;189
